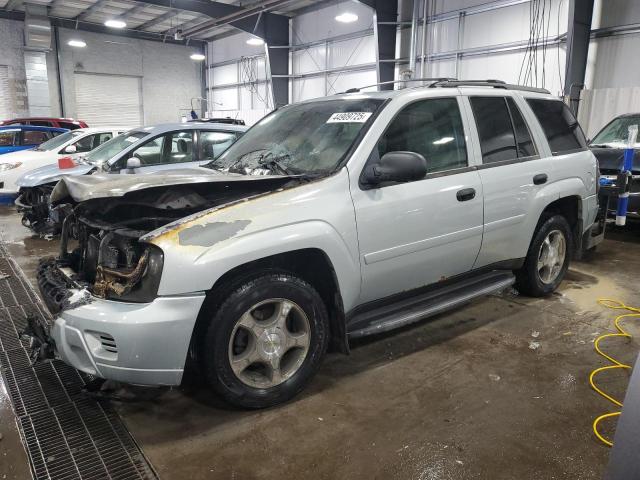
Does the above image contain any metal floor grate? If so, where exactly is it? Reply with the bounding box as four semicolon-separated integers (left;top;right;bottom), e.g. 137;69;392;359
0;240;158;480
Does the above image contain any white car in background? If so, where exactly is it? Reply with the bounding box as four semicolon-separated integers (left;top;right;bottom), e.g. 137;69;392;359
0;127;125;199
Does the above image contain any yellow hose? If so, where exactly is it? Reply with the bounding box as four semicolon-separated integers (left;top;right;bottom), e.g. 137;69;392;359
590;299;640;447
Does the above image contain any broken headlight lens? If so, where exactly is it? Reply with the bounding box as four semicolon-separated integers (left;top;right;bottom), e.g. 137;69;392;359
104;244;164;303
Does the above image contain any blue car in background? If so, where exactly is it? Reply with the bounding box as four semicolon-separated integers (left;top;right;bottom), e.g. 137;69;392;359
0;125;68;155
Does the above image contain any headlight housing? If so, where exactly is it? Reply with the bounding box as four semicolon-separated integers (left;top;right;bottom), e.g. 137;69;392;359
0;162;22;172
103;244;164;303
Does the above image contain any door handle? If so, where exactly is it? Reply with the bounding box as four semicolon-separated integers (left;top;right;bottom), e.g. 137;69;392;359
456;188;476;202
533;173;548;185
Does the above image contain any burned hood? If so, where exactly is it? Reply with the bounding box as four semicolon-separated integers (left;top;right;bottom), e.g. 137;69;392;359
50;168;291;204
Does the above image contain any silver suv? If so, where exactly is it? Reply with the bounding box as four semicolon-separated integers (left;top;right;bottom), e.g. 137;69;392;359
33;80;600;408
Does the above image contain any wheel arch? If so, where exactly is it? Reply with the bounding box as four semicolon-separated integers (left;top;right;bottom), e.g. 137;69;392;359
537;194;583;255
188;248;349;370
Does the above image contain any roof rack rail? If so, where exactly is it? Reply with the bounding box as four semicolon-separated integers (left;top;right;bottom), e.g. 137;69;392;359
343;77;457;93
429;79;550;94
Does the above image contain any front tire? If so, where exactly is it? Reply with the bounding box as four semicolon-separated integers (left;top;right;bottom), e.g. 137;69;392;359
516;214;573;297
201;272;329;409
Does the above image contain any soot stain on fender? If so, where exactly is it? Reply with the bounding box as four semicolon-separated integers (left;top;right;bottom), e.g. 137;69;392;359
178;219;251;247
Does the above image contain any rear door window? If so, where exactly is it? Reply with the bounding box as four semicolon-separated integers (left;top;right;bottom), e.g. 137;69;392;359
506;97;537;157
470;97;517;163
526;99;587;154
22;130;49;145
199;131;238;160
0;131;16;146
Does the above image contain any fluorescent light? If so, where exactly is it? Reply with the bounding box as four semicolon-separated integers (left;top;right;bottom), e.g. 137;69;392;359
246;37;264;46
433;136;454;145
190;53;206;61
335;12;358;23
68;39;86;48
104;19;126;28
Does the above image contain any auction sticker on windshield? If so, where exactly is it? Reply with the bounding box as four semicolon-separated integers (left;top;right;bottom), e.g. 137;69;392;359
326;112;372;123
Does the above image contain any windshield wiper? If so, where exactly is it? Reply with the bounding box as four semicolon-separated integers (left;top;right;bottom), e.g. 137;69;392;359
590;143;613;148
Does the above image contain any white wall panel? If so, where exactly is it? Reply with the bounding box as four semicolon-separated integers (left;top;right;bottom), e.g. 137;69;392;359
458;47;565;95
578;87;640;138
430;18;460;53
212;87;238;111
291;2;374;44
292;45;326;75
584;34;640;90
326;69;377;96
239;86;253;110
210;32;265;63
591;0;640;29
251;83;270;109
292;77;326;102
328;35;376;69
425;59;456;79
462;0;567;50
212;63;237;86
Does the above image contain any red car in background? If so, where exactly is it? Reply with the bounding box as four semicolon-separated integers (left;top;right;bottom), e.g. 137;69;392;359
0;117;88;130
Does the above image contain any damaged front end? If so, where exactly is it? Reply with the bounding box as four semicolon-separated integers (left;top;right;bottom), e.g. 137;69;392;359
15;186;70;236
37;174;292;314
39;208;168;313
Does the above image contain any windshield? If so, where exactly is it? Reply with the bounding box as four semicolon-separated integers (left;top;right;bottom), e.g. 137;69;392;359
84;131;147;165
34;130;83;151
210;98;384;175
592;116;640;146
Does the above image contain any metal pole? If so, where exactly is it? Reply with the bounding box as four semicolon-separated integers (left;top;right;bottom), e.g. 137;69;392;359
420;0;428;78
409;0;420;78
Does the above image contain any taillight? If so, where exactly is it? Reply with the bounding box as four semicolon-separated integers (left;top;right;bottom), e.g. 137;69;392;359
58;156;76;169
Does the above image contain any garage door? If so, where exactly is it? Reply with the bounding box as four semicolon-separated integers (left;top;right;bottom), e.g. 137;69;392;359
74;73;142;128
0;66;11;120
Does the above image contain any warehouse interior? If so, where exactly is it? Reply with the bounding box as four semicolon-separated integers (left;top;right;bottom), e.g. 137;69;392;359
1;0;640;479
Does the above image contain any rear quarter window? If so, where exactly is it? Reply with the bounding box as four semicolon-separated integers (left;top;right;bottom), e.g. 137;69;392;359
526;99;587;155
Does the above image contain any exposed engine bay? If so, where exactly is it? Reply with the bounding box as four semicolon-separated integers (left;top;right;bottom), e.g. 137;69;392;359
38;176;293;312
15;185;68;236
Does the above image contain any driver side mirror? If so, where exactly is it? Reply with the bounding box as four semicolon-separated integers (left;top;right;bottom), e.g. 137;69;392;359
362;151;427;188
125;156;141;170
63;144;77;154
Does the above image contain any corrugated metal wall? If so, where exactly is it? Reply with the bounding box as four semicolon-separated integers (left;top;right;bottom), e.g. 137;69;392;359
578;0;640;137
209;0;640;131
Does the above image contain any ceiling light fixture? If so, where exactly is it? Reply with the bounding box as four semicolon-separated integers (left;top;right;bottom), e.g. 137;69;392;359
335;12;358;23
190;53;206;61
246;37;265;46
104;19;126;29
68;39;86;48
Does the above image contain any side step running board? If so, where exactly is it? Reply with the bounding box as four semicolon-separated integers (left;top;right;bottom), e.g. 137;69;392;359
347;271;515;339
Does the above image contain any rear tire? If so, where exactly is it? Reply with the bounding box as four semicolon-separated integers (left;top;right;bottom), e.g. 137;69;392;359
201;272;329;409
516;214;573;297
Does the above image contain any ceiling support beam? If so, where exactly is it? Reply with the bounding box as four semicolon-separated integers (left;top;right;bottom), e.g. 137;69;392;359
114;3;149;21
77;0;108;21
135;9;180;30
131;0;288;38
264;12;289;107
564;0;595;114
358;0;398;90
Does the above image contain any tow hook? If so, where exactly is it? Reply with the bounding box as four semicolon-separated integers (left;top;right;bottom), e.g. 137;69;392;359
20;314;55;365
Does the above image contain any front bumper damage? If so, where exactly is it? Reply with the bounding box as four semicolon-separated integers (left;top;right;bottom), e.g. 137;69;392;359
34;259;205;385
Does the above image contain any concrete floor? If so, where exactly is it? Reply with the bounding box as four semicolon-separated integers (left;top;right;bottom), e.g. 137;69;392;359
2;204;639;479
